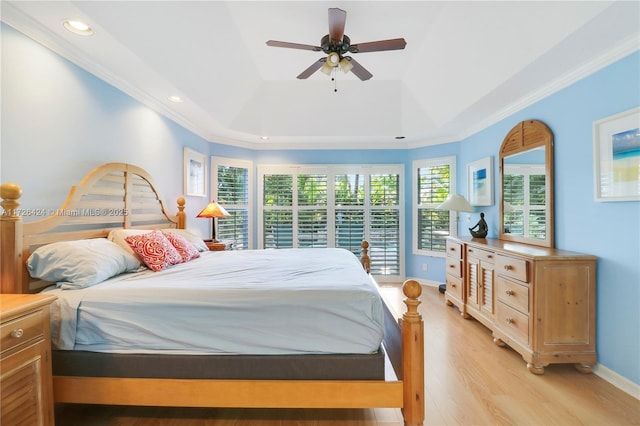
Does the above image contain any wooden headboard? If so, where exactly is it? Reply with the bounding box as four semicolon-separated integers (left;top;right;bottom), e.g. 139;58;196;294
0;163;186;294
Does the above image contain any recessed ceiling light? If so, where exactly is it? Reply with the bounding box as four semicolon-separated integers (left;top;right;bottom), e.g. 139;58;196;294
168;95;184;103
63;20;94;36
260;136;270;140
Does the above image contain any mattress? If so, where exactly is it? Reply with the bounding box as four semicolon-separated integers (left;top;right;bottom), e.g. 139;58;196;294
42;248;384;355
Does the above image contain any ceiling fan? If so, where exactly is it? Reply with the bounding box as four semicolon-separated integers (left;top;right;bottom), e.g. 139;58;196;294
266;8;406;81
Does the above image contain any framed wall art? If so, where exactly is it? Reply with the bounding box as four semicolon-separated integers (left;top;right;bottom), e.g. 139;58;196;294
184;147;207;197
467;156;493;206
593;107;640;202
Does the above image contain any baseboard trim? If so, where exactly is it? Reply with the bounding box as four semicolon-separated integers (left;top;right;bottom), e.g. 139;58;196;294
406;277;442;289
594;364;640;400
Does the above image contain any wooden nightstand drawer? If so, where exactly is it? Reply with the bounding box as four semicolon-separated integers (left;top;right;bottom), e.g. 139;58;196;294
0;294;56;426
0;310;45;354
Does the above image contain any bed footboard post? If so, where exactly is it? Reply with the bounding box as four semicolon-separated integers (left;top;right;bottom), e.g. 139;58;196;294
1;183;24;293
176;197;186;229
401;279;424;426
360;241;370;273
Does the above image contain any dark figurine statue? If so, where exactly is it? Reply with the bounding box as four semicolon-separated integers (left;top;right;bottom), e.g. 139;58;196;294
469;212;488;238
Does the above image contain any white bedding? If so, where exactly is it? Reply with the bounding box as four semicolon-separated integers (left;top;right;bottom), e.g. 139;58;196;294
42;248;384;355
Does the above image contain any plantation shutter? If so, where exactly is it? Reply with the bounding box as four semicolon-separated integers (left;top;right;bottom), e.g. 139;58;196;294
369;174;400;275
215;162;251;250
297;174;328;248
335;174;365;255
263;174;294;248
416;163;451;252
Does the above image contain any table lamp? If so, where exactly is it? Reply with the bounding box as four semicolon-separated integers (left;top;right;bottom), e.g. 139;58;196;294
196;200;230;242
436;194;475;294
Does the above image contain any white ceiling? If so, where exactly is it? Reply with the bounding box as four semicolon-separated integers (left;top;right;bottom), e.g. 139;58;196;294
2;1;639;150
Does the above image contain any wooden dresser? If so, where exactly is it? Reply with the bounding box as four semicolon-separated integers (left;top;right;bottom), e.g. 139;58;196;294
445;236;597;374
1;293;57;425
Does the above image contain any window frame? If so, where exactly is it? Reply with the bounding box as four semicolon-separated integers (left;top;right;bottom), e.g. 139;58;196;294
412;156;457;258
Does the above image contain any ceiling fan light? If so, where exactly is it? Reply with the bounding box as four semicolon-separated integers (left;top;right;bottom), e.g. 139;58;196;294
327;52;340;67
339;57;353;74
320;61;334;75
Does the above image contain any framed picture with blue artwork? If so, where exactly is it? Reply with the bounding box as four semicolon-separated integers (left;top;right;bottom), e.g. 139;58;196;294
183;147;207;197
467;156;493;206
593;107;640;202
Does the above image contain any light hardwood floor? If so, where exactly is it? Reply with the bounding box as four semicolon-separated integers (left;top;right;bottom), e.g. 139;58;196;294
55;284;639;425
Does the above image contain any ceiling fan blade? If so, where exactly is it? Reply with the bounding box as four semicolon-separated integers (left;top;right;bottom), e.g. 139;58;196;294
297;58;326;79
328;8;347;43
344;57;372;81
349;38;407;53
266;40;322;51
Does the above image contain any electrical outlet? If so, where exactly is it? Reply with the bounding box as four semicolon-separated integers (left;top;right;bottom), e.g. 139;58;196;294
422;263;428;272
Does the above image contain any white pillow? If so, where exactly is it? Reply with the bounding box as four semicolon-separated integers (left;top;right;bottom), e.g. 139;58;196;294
26;238;141;290
161;228;209;252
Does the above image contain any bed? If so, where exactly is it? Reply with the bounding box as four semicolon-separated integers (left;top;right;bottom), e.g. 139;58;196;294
0;162;424;425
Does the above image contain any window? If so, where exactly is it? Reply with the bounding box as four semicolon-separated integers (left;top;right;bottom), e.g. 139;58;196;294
503;164;546;239
413;157;456;257
212;157;253;250
258;165;404;280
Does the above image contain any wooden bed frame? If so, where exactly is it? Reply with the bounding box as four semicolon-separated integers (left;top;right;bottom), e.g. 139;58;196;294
0;163;424;425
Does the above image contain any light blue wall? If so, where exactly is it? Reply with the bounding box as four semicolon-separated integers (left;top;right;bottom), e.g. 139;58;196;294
2;24;638;386
1;24;212;237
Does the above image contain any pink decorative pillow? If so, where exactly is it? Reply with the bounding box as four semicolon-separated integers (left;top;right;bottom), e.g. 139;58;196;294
163;231;200;263
125;230;183;272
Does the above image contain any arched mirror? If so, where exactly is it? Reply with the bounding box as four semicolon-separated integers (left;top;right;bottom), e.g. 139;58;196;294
499;120;554;248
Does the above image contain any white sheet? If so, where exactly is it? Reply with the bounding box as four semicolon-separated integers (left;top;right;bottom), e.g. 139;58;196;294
42;248;384;355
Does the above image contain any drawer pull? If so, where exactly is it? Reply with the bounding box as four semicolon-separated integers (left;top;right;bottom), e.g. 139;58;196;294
506;318;515;325
449;264;455;268
503;265;513;271
10;328;24;339
487;254;493;259
505;290;515;296
449;247;456;251
451;283;457;288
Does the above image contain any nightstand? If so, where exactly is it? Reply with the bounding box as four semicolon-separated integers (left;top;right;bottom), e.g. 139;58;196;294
1;293;57;426
205;240;233;251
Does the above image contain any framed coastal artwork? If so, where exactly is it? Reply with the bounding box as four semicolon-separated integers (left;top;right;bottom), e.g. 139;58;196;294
467;156;493;206
593;107;640;202
184;147;207;197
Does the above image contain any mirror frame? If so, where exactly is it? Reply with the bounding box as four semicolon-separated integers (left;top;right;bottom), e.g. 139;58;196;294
499;120;554;248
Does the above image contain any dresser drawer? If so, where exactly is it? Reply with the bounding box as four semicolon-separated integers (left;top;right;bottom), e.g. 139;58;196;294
496;301;529;345
446;240;463;259
466;246;495;263
496;276;529;314
445;258;462;278
446;275;463;301
0;310;45;354
495;254;528;282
